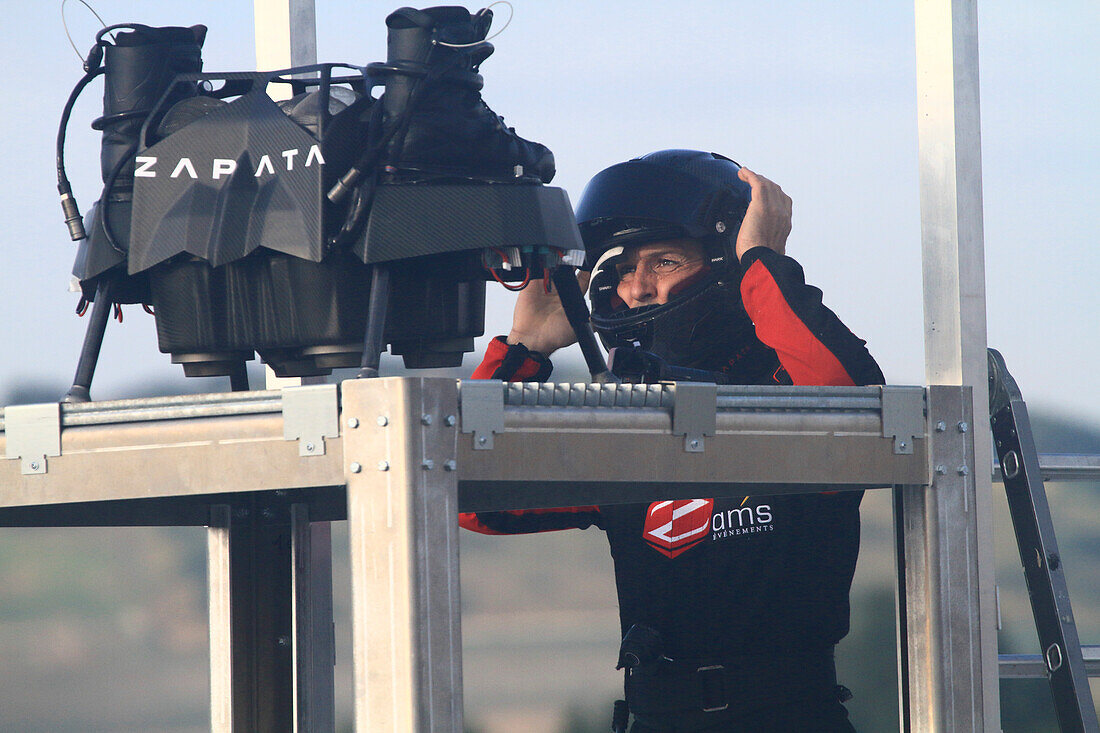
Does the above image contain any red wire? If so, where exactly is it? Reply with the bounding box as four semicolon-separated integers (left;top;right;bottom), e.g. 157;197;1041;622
143;304;156;316
76;297;89;317
484;248;531;291
489;266;531;291
113;303;123;323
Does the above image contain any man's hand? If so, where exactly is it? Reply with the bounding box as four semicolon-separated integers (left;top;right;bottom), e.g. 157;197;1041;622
735;167;792;261
506;270;591;356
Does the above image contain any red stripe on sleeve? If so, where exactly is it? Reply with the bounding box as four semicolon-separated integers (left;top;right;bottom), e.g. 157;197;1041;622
741;259;856;386
471;336;511;379
511;357;544;380
459;512;508;534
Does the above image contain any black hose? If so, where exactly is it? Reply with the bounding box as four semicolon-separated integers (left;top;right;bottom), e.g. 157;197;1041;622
56;67;104;184
550;266;617;382
357;264;392;378
94;22;151;45
56;66;105;241
54;23;152;242
90;108;155;131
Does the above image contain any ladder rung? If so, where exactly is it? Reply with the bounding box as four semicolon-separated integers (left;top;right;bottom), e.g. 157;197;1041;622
993;453;1100;482
999;646;1100;678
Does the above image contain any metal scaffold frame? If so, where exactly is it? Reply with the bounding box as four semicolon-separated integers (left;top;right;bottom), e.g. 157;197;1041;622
3;379;983;730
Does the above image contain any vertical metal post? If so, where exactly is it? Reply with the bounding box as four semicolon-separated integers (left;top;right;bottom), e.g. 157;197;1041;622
892;488;912;733
207;501;295;732
914;0;999;728
208;505;235;733
252;5;335;726
292;504;336;732
898;386;984;730
342;377;464;732
254;0;318;70
255;0;317;387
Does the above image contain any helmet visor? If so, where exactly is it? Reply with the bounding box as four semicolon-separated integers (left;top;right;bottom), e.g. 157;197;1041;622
576;162;724;257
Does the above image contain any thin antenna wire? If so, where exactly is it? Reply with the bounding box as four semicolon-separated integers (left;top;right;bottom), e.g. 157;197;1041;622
61;0;109;62
435;0;514;48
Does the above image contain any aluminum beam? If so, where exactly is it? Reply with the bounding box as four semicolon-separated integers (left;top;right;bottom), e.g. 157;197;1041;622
458;383;925;511
253;0;321;392
254;0;317;102
207;501;295;732
0;408;345;509
207;498;334;732
915;1;999;727
342;378;464;733
893;486;914;733
458;411;925;511
0;384;927;511
208;505;235;732
292;504;336;732
896;386;985;731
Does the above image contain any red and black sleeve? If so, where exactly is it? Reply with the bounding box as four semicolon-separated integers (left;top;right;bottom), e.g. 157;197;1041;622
470;336;554;381
458;505;603;534
461;336;603;535
739;247;885;388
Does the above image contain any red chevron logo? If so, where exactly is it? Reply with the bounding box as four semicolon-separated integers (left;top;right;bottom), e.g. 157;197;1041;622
642;499;713;558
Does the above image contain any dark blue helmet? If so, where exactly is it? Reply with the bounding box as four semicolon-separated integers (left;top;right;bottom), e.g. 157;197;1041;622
575;150;752;351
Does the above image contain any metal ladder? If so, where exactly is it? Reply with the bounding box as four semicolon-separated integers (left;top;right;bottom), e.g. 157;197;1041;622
988;348;1100;732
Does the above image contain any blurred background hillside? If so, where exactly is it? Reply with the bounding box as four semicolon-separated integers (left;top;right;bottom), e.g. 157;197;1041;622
2;365;1099;732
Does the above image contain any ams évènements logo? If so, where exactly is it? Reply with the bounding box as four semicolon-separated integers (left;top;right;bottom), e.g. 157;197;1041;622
642;498;774;558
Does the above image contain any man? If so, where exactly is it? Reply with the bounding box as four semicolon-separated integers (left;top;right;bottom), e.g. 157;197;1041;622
462;150;884;732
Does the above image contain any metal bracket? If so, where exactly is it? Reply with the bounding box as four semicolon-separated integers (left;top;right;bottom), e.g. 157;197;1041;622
672;382;716;453
282;384;339;457
4;403;62;474
881;386;925;455
460;380;504;450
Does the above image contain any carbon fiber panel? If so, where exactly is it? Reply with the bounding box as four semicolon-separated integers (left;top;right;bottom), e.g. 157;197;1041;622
355;185;583;263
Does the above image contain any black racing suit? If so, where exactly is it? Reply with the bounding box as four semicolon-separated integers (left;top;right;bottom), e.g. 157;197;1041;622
463;247;885;732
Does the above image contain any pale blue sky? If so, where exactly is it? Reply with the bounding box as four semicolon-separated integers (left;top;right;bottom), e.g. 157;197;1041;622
1;1;1097;425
